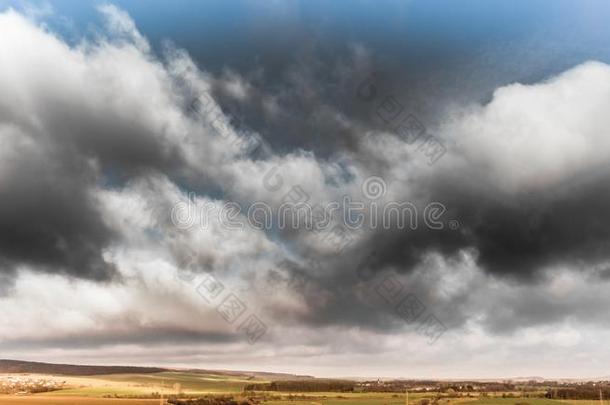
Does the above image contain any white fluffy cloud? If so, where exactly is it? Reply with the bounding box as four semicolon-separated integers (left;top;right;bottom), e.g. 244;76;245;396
440;61;610;192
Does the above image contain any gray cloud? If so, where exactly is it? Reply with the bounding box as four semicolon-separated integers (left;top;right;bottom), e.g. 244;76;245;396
3;4;610;378
0;124;117;281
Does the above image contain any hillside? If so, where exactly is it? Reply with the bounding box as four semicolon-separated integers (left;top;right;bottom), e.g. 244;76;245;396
0;359;311;381
0;359;167;376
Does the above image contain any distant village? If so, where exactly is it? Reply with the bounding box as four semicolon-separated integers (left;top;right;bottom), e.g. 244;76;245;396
354;379;610;398
245;378;610;399
0;375;65;395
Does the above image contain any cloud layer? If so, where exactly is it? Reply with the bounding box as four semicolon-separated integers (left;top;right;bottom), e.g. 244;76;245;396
1;5;610;377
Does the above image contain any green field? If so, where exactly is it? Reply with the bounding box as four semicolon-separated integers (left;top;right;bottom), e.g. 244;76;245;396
462;399;570;405
0;395;584;405
0;372;593;405
36;371;264;397
100;371;257;393
8;372;441;400
260;396;572;405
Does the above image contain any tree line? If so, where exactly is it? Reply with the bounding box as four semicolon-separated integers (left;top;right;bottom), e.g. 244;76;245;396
546;387;610;400
243;380;355;392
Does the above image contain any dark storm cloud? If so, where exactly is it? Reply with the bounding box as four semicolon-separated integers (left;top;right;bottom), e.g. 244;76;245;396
5;2;610;355
0;131;117;281
259;254;453;335
450;180;610;280
367;161;610;281
238;57;610;336
0;9;195;283
260;259;395;330
0;96;188;282
206;43;372;157
42;104;185;179
0;80;202;283
0;326;241;350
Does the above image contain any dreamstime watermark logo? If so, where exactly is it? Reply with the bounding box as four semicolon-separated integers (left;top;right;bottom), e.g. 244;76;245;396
187;91;263;157
356;251;448;344
376;276;447;345
259;165;357;254
175;248;268;345
362;176;386;199
356;74;447;165
169;176;459;233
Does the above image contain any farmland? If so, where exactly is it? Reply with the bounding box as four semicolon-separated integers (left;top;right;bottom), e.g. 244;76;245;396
0;396;160;405
0;388;584;405
0;372;580;405
1;371;261;398
0;363;602;405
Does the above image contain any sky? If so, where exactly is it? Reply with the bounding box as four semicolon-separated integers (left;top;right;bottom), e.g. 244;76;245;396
2;0;610;379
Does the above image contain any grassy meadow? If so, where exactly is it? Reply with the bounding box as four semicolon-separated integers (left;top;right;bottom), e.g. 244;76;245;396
0;371;584;405
0;370;259;402
41;371;256;396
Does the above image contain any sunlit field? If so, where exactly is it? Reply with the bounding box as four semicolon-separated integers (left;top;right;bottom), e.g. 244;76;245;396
0;371;585;405
0;397;160;405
